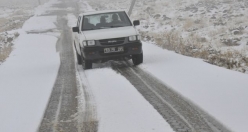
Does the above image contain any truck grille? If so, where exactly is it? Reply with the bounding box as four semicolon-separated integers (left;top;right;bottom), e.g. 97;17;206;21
99;37;125;45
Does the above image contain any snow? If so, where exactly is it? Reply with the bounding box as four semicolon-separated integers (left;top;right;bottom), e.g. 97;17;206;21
0;0;60;132
0;34;60;132
34;0;60;16
22;16;57;32
80;68;174;132
82;1;95;12
1;0;248;131
0;0;39;6
67;13;78;28
140;42;248;132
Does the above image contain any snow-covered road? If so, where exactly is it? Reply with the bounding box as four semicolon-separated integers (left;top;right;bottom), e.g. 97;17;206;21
140;42;248;132
1;0;248;132
0;15;60;132
77;67;174;132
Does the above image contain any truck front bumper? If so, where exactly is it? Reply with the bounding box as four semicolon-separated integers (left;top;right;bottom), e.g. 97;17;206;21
82;42;142;62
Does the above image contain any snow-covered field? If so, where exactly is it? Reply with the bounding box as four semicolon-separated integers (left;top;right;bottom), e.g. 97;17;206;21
0;1;60;132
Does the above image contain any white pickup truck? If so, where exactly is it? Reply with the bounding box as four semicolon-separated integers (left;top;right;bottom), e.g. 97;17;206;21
72;10;143;69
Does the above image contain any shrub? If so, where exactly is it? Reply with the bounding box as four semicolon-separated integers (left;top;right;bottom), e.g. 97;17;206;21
0;45;12;62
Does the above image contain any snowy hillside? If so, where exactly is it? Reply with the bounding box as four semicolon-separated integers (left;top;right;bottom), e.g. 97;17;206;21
87;0;248;73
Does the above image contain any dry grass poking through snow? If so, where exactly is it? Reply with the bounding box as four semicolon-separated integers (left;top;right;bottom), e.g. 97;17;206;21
0;15;30;32
0;32;19;63
0;18;8;27
0;45;12;62
0;35;12;63
143;30;248;73
0;6;33;63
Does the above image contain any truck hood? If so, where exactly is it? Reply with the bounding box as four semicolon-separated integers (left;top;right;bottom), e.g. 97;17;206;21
82;26;137;40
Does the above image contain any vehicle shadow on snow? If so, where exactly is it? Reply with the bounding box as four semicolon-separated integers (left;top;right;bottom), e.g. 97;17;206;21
90;60;133;70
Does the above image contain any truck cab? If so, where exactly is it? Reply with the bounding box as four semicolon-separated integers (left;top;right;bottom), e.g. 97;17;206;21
72;10;143;69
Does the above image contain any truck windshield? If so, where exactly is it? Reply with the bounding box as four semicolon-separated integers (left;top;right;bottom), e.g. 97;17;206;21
82;11;132;31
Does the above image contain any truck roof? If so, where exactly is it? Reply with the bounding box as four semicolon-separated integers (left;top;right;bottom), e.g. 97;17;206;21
80;10;127;16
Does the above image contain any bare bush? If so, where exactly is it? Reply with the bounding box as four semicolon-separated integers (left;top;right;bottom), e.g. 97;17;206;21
207;49;248;72
0;32;19;63
183;18;194;30
0;45;12;62
0;35;4;42
0;18;8;27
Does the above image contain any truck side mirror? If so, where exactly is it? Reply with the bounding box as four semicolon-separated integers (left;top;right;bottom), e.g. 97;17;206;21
133;20;140;26
72;27;79;32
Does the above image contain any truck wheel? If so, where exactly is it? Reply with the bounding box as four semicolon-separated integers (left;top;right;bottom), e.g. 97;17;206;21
132;53;143;65
80;50;92;69
74;42;82;65
76;51;82;65
81;56;92;70
84;60;92;70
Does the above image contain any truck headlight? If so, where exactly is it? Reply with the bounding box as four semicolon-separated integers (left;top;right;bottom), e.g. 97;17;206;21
82;40;95;46
87;40;95;46
129;35;137;41
129;35;141;41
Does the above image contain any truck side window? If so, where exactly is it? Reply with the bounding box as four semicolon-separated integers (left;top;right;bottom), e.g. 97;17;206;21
82;17;95;30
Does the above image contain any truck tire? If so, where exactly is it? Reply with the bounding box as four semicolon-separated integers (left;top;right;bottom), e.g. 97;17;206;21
132;53;143;65
74;42;82;65
76;51;82;65
81;51;92;69
83;60;92;70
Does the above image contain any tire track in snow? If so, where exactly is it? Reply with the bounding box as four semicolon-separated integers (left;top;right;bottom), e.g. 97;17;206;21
112;61;230;132
39;16;78;132
40;0;99;131
75;65;98;132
